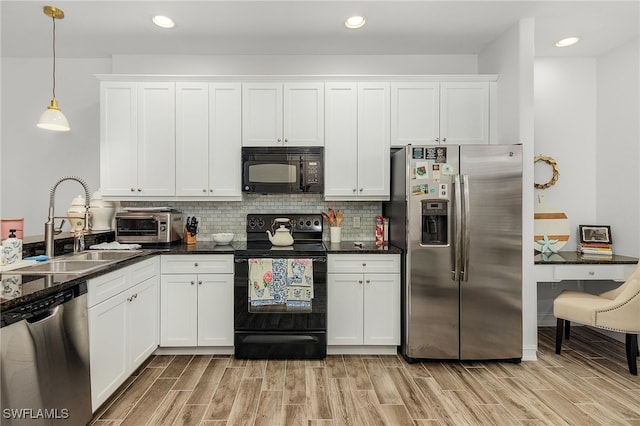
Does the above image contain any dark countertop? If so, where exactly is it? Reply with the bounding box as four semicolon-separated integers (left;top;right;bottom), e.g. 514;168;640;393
325;240;402;254
534;251;638;265
1;240;402;312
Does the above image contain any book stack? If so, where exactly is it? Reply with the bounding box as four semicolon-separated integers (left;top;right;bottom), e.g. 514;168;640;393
578;242;613;258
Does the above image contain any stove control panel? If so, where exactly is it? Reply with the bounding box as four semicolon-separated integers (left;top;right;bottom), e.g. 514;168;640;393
246;214;323;234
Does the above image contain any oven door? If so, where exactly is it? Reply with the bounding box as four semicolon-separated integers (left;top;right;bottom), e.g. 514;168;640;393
234;254;327;359
242;156;302;193
116;216;159;242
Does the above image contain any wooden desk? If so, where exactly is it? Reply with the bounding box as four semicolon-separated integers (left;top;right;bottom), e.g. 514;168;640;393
535;251;638;282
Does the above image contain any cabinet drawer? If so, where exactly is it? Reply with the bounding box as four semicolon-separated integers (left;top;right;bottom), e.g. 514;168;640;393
553;264;627;281
328;254;400;274
161;254;234;274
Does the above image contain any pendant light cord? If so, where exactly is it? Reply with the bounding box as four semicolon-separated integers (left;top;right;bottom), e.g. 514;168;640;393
51;15;56;99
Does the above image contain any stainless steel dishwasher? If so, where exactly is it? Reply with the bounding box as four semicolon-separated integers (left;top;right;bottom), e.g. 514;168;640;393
1;281;92;425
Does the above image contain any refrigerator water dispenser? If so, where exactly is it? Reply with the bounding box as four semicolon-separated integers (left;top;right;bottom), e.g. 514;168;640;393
421;200;448;245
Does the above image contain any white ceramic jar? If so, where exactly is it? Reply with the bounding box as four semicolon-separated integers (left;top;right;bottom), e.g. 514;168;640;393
89;191;115;231
67;195;90;233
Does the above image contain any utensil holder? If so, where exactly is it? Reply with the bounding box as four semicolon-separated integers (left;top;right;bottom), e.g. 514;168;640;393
184;230;197;245
330;226;341;243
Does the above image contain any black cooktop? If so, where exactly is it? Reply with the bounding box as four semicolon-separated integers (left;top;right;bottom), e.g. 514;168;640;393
237;214;326;258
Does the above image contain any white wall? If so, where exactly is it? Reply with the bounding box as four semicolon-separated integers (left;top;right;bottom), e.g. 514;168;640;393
478;18;536;360
534;58;597;251
1;58;111;237
596;39;640;258
111;54;478;75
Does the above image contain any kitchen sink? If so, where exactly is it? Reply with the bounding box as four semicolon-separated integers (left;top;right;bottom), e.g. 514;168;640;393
66;250;143;262
9;250;144;275
11;259;110;275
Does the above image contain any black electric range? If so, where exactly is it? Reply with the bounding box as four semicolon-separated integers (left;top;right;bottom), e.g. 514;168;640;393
234;214;327;359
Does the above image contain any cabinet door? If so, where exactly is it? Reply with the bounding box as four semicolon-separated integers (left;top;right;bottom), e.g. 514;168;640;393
327;274;364;345
160;274;198;346
197;274;234;346
324;83;358;199
283;82;324;146
242;83;282;146
137;82;176;196
440;82;489;145
209;83;242;198
391;82;439;147
100;82;138;197
363;273;401;345
89;292;128;411
128;275;159;369
357;82;390;200
176;82;210;196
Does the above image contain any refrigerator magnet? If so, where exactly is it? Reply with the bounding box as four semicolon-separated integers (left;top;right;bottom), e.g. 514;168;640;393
439;183;448;198
415;162;428;179
412;147;425;159
441;163;454;175
432;164;441;180
412;184;429;195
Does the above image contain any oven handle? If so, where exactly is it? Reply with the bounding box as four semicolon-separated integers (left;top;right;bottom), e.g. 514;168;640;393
234;257;327;263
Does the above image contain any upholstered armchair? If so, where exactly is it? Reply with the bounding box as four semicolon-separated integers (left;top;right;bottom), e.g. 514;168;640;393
553;263;640;375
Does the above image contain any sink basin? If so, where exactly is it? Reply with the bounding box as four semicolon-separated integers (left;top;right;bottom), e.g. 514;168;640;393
12;259;110;275
66;250;142;262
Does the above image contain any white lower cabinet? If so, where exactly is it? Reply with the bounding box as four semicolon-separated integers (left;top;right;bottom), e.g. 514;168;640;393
88;257;160;412
160;255;234;347
327;254;400;353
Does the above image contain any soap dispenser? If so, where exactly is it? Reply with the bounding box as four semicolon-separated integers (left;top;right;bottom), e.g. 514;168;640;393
2;229;23;265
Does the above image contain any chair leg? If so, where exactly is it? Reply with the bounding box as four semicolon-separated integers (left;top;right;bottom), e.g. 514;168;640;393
555;318;564;354
625;334;638;376
564;319;571;340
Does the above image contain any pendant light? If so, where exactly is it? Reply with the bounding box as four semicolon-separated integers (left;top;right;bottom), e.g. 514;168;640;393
37;5;70;132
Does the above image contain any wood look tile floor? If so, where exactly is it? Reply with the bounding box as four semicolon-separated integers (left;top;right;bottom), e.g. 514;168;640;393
90;327;640;425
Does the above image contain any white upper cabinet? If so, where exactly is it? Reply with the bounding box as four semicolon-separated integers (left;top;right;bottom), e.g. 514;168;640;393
242;82;324;146
391;81;493;146
100;81;175;198
175;82;241;199
324;82;390;201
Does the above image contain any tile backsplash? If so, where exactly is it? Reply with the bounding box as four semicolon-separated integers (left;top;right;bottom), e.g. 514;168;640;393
122;194;382;242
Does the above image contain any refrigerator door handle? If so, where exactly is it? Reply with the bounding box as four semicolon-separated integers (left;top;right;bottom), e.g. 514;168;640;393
461;174;471;282
453;174;463;281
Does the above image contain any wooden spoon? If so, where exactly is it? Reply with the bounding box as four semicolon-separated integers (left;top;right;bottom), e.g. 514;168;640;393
336;210;343;226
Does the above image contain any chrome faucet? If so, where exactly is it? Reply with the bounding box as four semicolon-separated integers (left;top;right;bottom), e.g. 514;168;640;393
45;176;91;258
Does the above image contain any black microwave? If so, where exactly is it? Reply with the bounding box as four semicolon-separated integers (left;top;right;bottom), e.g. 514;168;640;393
242;147;323;194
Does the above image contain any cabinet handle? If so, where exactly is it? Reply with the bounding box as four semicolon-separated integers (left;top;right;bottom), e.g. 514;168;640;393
194;262;198;267
359;188;363;192
435;138;440;143
191;280;195;285
362;263;366;267
589;271;595;276
284;138;288;143
202;189;207;192
352;189;357;193
210;189;213;192
127;296;133;302
130;188;135;192
137;188;142;192
277;138;282;143
358;280;363;284
366;280;371;284
442;137;447;142
198;280;203;285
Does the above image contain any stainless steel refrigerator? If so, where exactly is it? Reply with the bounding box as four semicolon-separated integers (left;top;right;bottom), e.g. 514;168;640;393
384;144;522;361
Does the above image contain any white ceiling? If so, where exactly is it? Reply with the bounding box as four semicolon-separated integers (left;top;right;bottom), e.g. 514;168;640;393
1;0;638;59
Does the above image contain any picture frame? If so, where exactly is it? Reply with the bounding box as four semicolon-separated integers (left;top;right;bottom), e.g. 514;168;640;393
578;225;612;244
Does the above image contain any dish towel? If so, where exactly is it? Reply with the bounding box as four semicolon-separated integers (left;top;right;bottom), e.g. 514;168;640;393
89;241;142;250
248;258;314;307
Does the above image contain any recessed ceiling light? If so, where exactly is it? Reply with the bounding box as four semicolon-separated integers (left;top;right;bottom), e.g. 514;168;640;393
555;36;580;48
152;15;175;29
345;15;366;29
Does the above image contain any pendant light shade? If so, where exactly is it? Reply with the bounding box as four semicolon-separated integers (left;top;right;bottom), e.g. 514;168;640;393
38;6;70;132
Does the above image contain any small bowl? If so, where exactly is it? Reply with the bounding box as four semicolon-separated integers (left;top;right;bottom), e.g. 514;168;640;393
212;233;234;244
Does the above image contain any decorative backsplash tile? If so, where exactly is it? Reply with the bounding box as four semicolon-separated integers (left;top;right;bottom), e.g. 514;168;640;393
122;194;382;242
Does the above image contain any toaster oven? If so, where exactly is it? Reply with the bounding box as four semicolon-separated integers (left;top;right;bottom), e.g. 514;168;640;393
115;211;182;245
